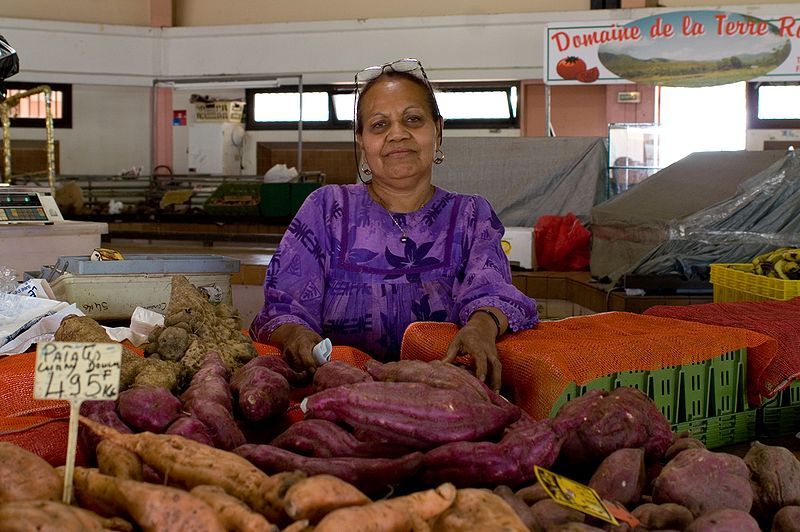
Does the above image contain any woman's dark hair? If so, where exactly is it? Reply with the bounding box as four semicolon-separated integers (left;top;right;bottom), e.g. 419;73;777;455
355;71;440;135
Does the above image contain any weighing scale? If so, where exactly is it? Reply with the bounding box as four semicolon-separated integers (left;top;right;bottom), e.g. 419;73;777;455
0;187;64;224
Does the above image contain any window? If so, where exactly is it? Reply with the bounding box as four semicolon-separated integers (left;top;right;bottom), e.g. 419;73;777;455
747;82;800;129
3;82;72;128
246;82;519;130
658;82;746;167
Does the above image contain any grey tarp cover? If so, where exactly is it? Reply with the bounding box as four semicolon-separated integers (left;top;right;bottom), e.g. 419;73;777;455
590;149;796;283
431;136;608;227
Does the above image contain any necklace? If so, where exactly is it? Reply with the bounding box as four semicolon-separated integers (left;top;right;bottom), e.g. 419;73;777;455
369;184;433;243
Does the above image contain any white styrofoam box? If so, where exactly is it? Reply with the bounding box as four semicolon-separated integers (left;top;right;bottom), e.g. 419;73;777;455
49;272;233;321
501;226;536;270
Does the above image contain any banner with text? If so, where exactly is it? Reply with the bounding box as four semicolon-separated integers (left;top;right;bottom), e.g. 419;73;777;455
545;10;800;86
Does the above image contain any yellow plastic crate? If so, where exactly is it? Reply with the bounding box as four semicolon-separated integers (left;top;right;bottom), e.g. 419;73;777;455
710;263;800;302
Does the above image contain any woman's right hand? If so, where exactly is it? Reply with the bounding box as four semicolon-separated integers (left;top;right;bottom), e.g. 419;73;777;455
270;323;323;373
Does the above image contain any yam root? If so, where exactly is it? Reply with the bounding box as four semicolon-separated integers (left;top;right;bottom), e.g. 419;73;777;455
0;499;132;532
431;488;528;532
96;439;143;481
190;485;278;532
283;474;371;523
0;442;61;503
315;483;457;532
70;467;224;532
79;415;304;522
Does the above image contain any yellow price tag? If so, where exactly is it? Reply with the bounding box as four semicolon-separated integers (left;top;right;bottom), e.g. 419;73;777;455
534;466;619;526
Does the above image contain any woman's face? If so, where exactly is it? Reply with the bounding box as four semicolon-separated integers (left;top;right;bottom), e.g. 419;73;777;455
357;76;441;185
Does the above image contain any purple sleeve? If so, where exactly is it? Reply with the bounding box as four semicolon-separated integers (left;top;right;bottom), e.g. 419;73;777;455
249;189;329;343
452;196;539;332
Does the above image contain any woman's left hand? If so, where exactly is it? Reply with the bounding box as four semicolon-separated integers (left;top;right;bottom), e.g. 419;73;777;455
442;319;502;392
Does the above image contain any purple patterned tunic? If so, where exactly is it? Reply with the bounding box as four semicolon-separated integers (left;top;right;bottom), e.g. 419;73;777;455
250;184;538;361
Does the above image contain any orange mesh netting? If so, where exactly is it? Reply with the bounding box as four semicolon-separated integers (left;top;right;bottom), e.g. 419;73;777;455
645;297;800;400
401;312;777;419
0;415;86;466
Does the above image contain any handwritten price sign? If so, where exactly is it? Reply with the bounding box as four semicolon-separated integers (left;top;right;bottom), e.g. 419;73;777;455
34;342;121;401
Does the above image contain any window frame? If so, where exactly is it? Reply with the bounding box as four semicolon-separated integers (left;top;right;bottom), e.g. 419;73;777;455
245;81;520;131
4;82;72;129
746;81;800;130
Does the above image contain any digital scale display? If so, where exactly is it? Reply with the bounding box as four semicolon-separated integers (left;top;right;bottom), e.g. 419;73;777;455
0;190;63;223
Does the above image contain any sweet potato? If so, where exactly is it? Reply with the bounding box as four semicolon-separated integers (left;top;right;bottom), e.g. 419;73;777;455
546;524;604;531
249;355;309;385
553;387;673;466
183;398;246;450
230;363;290;421
652;448;753;517
631;502;693;530
96;439;143;481
180;377;234;412
529;499;585;530
422;419;562;488
79;416;304;522
315;483;456;532
772;505;800;532
283;474;371;523
744;441;800;523
190;485;278;532
117;385;181;433
165;415;215;447
664;435;705;461
493;485;538;531
281;520;311;532
365;359;489;402
685;508;760;531
313;361;373;392
588;447;645;506
70;467;224;531
0;499;131;532
235;443;423;495
0;442;61;503
306;381;519;450
515;482;550;505
79;400;133;459
432;488;528;532
270;419;409;459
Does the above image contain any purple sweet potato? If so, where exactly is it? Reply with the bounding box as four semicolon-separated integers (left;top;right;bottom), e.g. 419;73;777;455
313;361;372;392
553;387;673;466
179;376;233;413
365;359;488;402
529;499;585;529
165;415;214;447
664;435;706;461
588;447;645;506
270;419;409;458
422;419;562;488
772;505;800;532
247;355;309;385
306;381;519;450
632;502;694;530
652;448;753;517
493;485;538;531
234;443;423;495
117;385;181;433
685;508;760;531
744;441;800;522
184;399;246;450
230;364;290;422
79;400;132;459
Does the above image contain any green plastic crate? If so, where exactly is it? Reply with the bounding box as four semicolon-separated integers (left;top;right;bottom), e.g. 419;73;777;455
758;380;800;438
290;182;321;212
204;182;261;216
548;348;754;449
260;183;292;217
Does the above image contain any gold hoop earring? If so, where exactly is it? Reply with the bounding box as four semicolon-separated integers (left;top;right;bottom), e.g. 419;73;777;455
433;149;445;165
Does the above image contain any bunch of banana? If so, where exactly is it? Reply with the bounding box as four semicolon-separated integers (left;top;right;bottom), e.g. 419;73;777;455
751;247;800;280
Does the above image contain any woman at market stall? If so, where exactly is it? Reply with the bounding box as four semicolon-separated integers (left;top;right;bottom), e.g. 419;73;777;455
249;57;538;391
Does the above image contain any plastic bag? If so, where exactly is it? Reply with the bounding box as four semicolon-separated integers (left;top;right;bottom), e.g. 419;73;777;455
534;213;591;271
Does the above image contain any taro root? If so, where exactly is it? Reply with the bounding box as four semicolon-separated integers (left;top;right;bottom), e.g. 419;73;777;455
652;448;752;517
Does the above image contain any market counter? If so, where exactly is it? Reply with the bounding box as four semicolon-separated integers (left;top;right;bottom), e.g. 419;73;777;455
2;221;108;280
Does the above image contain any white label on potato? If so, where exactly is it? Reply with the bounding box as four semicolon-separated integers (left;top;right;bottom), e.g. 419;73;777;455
34;342;121;401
